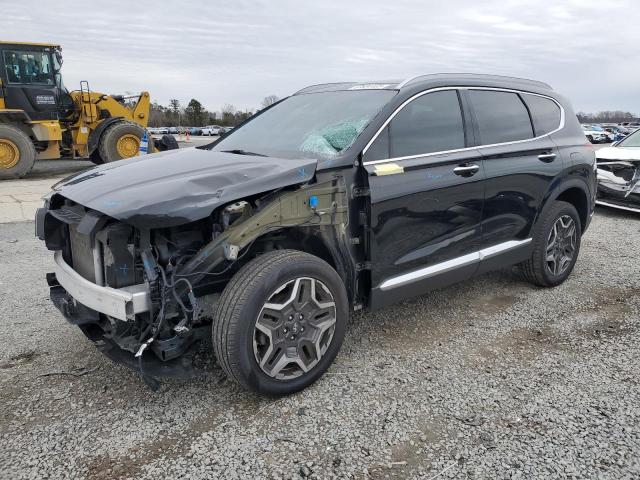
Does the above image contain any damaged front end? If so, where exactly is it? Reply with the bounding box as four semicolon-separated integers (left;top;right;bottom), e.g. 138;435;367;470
596;159;640;213
36;152;351;388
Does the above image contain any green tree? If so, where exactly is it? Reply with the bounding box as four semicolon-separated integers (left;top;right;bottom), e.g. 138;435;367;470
185;98;205;126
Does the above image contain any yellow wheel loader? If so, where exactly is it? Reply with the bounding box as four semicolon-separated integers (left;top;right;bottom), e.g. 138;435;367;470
0;42;161;179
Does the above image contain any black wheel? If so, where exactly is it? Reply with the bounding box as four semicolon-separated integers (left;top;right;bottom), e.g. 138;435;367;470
0;124;36;179
519;201;581;287
156;134;179;151
97;121;145;163
89;149;104;165
213;250;348;395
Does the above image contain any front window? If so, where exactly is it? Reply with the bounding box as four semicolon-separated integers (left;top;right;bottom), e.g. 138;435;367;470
3;50;54;85
212;90;396;159
617;129;640;147
363;90;466;162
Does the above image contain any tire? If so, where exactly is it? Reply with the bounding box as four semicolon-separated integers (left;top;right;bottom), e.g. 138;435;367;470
0;124;36;179
97;121;145;163
157;134;178;151
213;250;348;395
89;149;104;165
519;201;581;287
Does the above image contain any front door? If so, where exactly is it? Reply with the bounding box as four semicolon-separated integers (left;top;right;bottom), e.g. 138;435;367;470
363;89;485;309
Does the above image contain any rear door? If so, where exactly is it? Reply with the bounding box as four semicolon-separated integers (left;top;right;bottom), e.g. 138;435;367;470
464;88;563;272
363;88;485;309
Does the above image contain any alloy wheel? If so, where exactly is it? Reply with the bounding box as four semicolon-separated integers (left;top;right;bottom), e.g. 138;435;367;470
253;277;337;380
0;139;20;169
545;215;577;276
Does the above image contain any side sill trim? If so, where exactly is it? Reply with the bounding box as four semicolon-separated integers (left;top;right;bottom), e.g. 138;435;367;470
596;200;640;213
378;238;532;291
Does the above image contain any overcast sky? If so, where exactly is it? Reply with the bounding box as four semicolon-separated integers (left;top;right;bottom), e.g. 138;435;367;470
3;0;639;114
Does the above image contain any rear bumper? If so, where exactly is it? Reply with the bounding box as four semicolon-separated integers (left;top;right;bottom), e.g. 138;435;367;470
53;250;150;321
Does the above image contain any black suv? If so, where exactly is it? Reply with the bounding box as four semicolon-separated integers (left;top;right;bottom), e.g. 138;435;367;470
36;74;596;395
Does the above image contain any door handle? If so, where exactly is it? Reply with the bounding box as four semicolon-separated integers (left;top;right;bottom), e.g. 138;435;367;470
453;164;480;176
537;153;556;163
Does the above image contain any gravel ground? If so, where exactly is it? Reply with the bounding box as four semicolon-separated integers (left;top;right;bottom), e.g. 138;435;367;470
1;207;639;479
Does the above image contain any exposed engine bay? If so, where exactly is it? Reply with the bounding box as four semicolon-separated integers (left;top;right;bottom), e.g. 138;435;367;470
37;177;351;388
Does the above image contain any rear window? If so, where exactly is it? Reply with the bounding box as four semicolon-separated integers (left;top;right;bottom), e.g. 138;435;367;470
522;94;561;135
469;90;533;145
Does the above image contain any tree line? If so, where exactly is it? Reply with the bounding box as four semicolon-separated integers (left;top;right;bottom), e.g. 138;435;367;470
148;95;280;128
576;110;638;123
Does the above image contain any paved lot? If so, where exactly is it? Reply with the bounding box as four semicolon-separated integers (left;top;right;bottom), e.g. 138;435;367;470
1;207;639;479
0;135;214;223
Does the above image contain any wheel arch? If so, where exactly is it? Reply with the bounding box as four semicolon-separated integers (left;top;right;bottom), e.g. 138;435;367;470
0;113;35;139
542;180;590;233
245;225;358;304
87;117;124;154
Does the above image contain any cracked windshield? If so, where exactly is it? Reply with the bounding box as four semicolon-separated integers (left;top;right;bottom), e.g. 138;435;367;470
212;89;396;159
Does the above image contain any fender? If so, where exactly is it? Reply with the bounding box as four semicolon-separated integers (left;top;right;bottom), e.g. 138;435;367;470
0;109;31;125
87;117;124;154
534;176;592;234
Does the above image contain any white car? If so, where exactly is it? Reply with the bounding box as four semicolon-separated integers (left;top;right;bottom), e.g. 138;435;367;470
202;125;224;136
595;131;640;212
582;124;608;144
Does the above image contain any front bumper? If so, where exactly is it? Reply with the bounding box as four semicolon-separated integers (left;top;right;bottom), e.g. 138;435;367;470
52;250;150;321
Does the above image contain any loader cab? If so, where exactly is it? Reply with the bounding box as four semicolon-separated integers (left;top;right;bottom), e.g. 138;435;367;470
0;42;61;121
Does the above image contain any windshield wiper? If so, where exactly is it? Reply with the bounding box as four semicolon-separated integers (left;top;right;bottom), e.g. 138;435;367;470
221;149;268;157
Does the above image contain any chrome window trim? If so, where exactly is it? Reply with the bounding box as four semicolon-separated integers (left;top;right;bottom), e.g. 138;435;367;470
362;86;565;167
378;238;532;291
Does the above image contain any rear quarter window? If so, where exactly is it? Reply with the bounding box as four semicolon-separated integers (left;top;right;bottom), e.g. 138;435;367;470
469;90;533;145
522;94;562;135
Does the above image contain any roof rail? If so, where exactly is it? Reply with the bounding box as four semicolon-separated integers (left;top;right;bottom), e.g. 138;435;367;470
293;82;356;95
398;73;552;90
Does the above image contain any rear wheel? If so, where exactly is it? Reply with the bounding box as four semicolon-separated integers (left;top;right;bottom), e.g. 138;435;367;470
0;124;36;179
213;250;348;395
519;201;581;287
97;121;145;163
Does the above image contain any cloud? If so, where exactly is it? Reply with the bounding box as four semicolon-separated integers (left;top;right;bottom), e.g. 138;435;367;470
2;0;639;113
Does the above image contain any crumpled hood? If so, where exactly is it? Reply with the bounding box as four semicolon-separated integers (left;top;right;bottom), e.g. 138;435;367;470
52;148;317;228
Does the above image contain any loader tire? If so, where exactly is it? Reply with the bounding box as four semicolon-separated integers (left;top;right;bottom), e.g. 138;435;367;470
98;121;145;163
0;124;36;179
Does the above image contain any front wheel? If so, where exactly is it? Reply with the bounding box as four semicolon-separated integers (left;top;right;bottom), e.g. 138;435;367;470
0;124;36;179
97;121;145;163
213;250;348;395
519;201;581;287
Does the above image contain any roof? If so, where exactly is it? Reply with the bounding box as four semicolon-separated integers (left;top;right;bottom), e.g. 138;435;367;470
294;73;552;95
0;41;60;48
